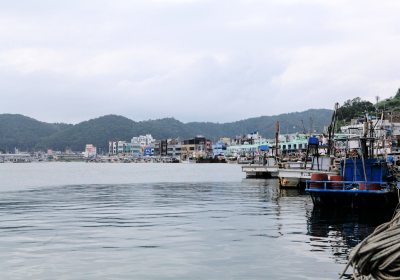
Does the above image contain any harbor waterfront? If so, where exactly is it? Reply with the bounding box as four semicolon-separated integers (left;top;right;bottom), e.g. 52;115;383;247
0;163;393;279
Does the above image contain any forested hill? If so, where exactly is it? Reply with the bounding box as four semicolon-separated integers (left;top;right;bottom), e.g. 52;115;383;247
0;109;333;152
0;114;72;152
337;88;400;123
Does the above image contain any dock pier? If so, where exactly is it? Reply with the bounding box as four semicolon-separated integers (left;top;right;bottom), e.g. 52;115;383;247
241;165;279;178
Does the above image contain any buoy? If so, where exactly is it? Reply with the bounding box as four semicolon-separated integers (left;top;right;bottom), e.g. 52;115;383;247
310;173;328;189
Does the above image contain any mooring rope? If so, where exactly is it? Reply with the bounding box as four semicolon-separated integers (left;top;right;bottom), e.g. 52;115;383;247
340;210;400;280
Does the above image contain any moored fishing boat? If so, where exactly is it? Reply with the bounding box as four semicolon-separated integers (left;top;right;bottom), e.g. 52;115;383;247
237;155;253;164
306;109;400;208
226;157;238;164
306;158;398;208
196;156;213;163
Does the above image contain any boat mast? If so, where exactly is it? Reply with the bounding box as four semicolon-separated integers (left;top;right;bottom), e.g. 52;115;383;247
275;121;279;160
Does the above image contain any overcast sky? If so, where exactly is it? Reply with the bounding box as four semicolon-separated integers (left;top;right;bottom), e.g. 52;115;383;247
1;0;400;124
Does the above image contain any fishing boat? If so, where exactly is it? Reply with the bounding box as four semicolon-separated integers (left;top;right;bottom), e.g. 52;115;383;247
306;110;399;208
306;157;398;208
196;156;213;163
226;157;238;164
237;155;253;164
212;155;227;163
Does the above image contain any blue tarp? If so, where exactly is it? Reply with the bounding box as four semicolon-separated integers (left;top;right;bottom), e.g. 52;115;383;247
260;145;269;151
341;159;386;182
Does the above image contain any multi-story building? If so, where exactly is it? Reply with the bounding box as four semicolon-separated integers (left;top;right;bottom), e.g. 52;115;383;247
153;141;161;155
84;144;97;158
109;141;120;154
143;146;154;156
160;139;168;156
232;132;267;146
219;138;231;146
109;141;141;155
54;153;85;161
131;134;155;146
181;136;212;159
212;141;227;157
167;138;182;158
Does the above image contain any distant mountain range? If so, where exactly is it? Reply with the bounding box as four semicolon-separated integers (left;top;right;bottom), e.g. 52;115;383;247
0;109;333;152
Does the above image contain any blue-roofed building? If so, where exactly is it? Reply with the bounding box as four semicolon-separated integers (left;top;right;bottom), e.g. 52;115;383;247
143;146;154;156
212;141;228;157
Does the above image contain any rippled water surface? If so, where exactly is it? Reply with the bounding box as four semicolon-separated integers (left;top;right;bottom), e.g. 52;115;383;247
0;163;393;279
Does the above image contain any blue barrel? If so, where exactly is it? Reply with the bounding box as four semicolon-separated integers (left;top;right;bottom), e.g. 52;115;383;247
389;156;393;163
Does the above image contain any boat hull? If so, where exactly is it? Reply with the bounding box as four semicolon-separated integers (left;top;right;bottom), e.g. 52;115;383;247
279;169;337;188
309;190;398;208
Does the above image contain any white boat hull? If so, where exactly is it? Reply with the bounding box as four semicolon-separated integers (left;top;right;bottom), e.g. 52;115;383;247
278;169;337;187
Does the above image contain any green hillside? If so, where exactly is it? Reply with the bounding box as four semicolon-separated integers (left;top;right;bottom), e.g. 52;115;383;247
33;109;332;151
337;88;400;123
0;114;72;152
0;109;333;152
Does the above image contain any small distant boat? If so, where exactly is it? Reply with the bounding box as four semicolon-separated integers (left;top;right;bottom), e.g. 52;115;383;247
196;156;213;163
166;158;180;163
237;156;253;164
196;155;227;163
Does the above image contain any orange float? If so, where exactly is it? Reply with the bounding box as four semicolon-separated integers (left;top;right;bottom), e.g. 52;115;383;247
310;173;329;189
330;175;343;190
359;183;381;191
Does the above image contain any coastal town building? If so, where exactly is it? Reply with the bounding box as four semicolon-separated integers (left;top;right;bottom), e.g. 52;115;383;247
212;141;227;157
181;136;212;159
167;138;182;158
219;138;231;146
143;146;154;156
153;139;168;156
131;134;155;146
108;141;141;155
109;135;215;158
232;132;266;146
53;153;85;161
84;144;97;158
153;141;160;155
227;143;262;155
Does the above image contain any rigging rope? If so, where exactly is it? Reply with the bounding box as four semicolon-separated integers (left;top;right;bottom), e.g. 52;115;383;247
340;208;400;280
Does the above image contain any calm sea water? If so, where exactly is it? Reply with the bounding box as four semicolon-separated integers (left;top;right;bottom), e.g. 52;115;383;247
0;163;393;279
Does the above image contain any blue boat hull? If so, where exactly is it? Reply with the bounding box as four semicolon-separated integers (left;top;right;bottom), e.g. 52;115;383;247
309;190;397;208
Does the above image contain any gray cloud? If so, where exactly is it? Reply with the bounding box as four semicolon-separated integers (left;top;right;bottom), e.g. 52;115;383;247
0;0;400;124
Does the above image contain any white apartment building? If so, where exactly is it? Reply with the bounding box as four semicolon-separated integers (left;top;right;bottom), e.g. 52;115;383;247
131;134;155;146
84;144;97;158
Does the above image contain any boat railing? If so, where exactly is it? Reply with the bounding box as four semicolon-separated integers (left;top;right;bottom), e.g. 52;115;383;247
305;181;390;192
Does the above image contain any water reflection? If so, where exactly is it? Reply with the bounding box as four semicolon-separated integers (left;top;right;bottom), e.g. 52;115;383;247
306;205;394;264
0;178;394;279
